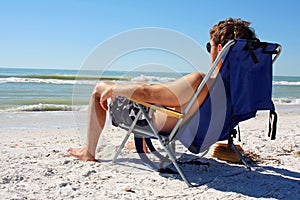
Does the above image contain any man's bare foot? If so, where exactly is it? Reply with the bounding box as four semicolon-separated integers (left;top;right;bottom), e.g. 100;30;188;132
67;148;96;161
125;139;149;153
125;141;136;150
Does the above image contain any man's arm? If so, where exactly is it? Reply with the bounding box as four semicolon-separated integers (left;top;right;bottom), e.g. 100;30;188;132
100;72;207;111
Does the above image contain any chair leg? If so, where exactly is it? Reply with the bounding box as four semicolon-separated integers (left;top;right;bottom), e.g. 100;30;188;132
134;137;160;170
162;144;195;187
113;105;195;187
112;110;143;163
112;129;131;163
136;105;195;187
228;129;251;170
230;144;251;171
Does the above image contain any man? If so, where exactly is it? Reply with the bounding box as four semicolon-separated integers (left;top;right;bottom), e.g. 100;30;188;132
68;18;257;161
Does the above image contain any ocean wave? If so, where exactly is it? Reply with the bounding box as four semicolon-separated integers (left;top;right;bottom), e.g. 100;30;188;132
0;77;98;85
6;75;300;86
273;98;300;105
273;81;300;86
1;97;299;113
131;75;176;83
0;104;88;112
0;74;129;85
0;74;129;80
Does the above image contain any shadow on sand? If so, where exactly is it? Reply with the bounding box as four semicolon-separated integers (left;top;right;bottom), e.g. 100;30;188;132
159;156;300;199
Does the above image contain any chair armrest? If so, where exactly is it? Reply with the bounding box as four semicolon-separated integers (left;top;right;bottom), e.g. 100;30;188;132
129;98;184;119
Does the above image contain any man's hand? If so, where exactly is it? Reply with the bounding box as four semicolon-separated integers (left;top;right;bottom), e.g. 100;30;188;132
100;86;115;111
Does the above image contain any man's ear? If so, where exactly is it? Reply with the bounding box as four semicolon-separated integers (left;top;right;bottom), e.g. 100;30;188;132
217;44;223;52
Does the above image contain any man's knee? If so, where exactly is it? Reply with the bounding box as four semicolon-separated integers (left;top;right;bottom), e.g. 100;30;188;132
93;81;111;95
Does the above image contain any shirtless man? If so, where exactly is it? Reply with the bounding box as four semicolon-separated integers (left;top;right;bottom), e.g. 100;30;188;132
68;18;256;161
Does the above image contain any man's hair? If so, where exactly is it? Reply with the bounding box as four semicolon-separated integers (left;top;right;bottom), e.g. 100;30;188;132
210;18;257;46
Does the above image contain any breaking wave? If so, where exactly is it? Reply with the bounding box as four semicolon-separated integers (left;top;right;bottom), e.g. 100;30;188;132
1;104;88;112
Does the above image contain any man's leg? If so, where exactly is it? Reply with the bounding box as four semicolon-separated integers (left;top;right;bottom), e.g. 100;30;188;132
68;82;112;161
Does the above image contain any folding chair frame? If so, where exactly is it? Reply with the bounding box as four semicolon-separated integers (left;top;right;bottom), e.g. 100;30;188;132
112;40;282;187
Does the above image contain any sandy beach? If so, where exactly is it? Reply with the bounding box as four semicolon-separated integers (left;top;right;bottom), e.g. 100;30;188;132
1;105;300;199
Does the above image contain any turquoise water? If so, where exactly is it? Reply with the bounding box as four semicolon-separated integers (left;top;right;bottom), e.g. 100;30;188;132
273;76;300;100
0;68;299;112
0;68;181;111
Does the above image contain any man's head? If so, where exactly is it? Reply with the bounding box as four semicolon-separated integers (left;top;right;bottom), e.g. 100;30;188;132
208;18;257;61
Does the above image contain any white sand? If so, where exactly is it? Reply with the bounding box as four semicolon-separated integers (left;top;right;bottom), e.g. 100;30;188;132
0;107;300;199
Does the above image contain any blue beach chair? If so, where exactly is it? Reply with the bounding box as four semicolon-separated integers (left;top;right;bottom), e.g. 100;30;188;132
112;39;282;187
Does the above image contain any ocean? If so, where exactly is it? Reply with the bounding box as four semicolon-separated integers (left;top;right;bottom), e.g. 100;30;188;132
0;68;179;112
1;67;300;112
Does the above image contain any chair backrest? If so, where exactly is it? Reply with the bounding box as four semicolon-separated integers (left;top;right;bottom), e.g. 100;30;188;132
176;39;281;154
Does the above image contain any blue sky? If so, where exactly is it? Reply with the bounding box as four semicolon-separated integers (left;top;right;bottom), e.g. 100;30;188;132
0;0;299;76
